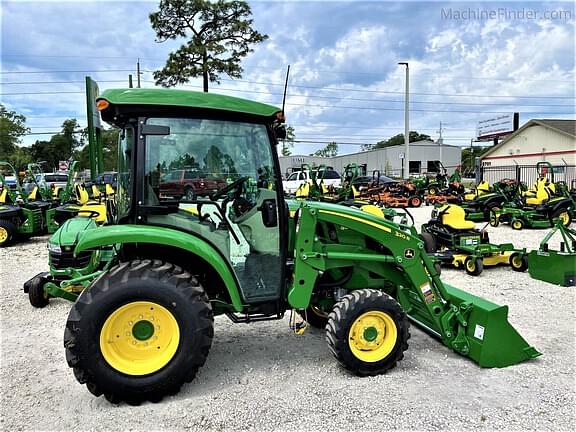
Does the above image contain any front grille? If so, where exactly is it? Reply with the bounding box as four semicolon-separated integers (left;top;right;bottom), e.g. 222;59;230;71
50;250;92;270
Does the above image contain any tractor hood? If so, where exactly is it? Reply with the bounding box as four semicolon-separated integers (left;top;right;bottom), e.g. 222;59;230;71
49;217;98;248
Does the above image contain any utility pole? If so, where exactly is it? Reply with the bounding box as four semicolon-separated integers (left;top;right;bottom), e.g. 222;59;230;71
137;58;141;88
398;62;409;179
438;121;444;166
128;74;133;88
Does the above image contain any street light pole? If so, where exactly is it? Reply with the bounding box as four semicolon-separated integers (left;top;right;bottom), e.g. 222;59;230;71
398;62;409;179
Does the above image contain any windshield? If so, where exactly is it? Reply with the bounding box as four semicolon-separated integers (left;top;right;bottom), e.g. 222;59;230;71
144;118;276;205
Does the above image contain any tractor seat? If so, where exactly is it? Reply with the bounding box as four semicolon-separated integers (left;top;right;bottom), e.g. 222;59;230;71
77;203;107;224
28;186;39;201
75;185;99;206
360;205;384;219
440;205;476;230
0;188;8;204
91;185;102;200
525;183;551;206
295;182;310;198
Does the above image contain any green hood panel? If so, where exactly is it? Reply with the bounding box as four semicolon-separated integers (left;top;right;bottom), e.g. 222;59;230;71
50;217;98;247
99;88;281;119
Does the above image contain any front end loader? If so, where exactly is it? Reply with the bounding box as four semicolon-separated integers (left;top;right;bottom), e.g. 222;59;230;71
36;80;539;405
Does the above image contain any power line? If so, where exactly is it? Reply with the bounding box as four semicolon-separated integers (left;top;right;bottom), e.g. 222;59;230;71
0;69;135;74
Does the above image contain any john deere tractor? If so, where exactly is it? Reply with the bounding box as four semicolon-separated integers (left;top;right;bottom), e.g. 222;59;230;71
37;81;539;405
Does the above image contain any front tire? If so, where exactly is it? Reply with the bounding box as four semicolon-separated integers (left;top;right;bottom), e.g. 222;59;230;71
0;220;16;247
326;289;410;376
64;260;214;404
512;219;524;230
464;256;483;276
408;195;422;208
510;253;528;272
28;276;49;308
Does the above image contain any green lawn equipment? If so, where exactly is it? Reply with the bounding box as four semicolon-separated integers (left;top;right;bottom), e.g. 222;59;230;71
35;80;539;405
490;172;573;230
528;221;576;286
0;161;47;246
421;204;528;276
24;212;116;307
459;179;515;222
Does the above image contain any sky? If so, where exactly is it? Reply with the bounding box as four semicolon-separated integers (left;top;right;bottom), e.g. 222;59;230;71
1;0;575;156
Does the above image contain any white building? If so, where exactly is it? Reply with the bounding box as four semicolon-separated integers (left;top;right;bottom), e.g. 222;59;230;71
480;119;576;166
280;140;461;178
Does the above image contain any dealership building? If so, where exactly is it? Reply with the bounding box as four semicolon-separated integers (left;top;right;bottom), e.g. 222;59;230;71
279;140;461;178
480;119;575;166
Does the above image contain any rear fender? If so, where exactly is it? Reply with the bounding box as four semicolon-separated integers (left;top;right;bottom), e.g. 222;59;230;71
74;224;243;312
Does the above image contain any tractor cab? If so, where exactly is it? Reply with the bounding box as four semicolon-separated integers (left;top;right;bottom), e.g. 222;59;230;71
97;89;287;307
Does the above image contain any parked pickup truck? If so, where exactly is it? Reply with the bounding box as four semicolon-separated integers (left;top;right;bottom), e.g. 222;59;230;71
282;168;341;194
159;169;227;200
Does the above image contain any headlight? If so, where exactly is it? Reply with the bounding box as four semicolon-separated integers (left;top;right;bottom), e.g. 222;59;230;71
47;243;61;254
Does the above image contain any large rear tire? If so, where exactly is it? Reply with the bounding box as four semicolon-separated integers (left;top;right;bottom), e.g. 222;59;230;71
326;289;410;376
64;260;214;404
420;232;437;253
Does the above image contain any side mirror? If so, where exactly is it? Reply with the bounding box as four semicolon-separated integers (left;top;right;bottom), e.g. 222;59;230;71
274;124;286;140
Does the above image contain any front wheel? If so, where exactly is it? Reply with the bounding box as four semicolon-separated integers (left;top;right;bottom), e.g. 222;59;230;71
428;186;439;196
510;253;528;272
28;276;49;308
512;219;524;230
489;209;500;227
464;256;483;276
326;289;410;376
408;195;422;208
64;260;214;404
183;187;196;201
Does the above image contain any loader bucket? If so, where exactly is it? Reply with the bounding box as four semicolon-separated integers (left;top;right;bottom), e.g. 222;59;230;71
442;284;541;367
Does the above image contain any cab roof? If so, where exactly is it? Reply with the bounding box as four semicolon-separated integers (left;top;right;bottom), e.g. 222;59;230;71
98;88;281;119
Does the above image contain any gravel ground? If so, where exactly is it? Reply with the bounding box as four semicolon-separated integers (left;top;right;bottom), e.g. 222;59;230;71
1;206;574;431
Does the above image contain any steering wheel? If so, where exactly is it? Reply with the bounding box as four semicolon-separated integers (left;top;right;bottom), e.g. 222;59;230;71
210;176;250;201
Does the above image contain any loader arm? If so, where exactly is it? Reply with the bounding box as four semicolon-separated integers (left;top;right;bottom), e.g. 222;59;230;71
290;201;540;368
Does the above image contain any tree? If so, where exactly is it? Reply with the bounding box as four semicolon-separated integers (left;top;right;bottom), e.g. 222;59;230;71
461;146;489;173
280;126;295;156
150;0;268;92
312;141;338;157
373;131;432;149
75;128;120;172
0;104;30;161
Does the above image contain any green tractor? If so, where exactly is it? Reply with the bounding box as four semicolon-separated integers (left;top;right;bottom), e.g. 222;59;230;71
37;82;539;404
0;161;47;246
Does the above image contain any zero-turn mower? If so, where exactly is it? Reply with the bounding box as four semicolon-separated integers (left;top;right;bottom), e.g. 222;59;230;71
25;79;540;405
422;204;528;276
0;161;47;246
490;171;573;230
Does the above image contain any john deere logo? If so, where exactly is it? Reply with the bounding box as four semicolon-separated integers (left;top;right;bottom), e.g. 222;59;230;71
404;248;415;259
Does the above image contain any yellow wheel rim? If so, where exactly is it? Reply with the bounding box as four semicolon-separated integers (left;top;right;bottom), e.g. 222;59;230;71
512;220;522;229
99;301;180;376
348;311;397;362
0;227;8;244
466;259;476;272
558;212;569;225
511;255;522;269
